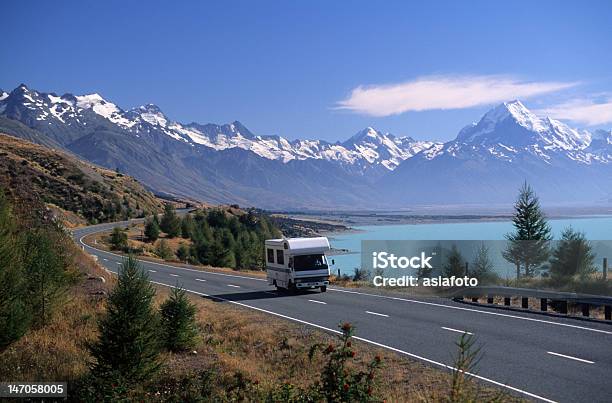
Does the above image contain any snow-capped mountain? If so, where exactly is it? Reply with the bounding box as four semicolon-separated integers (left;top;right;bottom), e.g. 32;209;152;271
1;85;611;207
0;84;434;176
381;100;612;204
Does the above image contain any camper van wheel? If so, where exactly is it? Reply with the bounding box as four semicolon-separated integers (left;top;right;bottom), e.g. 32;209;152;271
320;286;327;292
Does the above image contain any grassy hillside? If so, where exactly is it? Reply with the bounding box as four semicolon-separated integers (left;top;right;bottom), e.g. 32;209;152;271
0;133;163;225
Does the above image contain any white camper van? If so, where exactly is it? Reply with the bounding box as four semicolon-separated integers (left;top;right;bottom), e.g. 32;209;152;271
265;237;331;292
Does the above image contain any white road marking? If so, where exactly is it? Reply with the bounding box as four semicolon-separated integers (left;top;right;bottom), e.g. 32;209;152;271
442;326;473;335
148;280;558;403
116;262;121;265
149;270;157;273
195;278;206;282
547;351;594;364
366;311;389;317
227;284;240;288
328;288;612;336
308;299;327;305
103;258;108;261
169;274;179;277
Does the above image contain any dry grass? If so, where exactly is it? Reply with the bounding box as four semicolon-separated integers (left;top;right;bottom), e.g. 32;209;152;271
0;242;519;401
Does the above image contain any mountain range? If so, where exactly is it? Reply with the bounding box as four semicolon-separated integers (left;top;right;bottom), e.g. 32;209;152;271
1;84;611;208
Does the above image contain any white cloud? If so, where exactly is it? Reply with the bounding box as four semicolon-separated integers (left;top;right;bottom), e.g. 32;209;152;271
336;75;577;117
536;97;612;126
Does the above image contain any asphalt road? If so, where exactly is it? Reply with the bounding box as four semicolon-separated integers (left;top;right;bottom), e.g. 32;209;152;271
73;219;612;403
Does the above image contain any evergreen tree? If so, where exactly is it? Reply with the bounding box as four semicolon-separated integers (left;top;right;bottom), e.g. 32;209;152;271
503;182;551;279
109;227;128;251
144;217;160;242
89;256;161;387
159;287;199;352
208;237;233;268
443;244;465;277
0;191;31;349
180;214;195;239
160;204;181;238
176;243;190;262
549;227;596;280
471;243;496;284
22;229;70;328
155;239;174;260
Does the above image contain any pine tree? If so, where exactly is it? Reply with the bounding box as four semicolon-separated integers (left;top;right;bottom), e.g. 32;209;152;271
160;204;181;238
89;256;161;387
176;243;190;262
109;227;128;251
160;287;199;352
180;214;195;239
549;227;596;280
155;239;174;260
144;217;160;242
471;243;496;284
0;191;31;349
443;244;465;277
208;237;233;268
22;229;70;328
503;182;552;279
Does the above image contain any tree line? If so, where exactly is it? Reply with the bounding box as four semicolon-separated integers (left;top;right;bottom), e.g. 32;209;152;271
122;204;281;270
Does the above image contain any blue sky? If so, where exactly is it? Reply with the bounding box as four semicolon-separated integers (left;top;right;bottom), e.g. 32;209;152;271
2;1;611;141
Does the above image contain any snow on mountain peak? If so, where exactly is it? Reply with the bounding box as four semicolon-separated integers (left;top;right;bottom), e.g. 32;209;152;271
428;100;610;165
480;100;545;132
132;104;168;127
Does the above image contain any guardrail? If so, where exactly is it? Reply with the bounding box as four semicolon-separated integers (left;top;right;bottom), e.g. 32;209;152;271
450;286;612;321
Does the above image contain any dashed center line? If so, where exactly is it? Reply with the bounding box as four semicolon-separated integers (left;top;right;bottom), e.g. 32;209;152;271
195;278;206;282
365;311;389;317
116;262;121;265
149;270;157;273
547;351;594;364
227;284;240;288
103;258;108;261
169;274;179;277
442;326;473;335
308;299;327;305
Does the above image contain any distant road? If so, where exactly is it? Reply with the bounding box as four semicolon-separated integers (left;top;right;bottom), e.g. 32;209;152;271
73;219;612;403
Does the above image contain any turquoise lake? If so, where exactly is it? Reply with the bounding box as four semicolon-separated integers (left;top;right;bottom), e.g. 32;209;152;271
327;216;612;275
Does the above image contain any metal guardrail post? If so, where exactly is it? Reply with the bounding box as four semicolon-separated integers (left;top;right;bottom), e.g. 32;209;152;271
540;298;547;311
487;296;494;304
504;297;511;306
559;300;568;314
582;304;590;317
471;297;478;302
604;257;608;281
606;306;611;320
521;297;528;309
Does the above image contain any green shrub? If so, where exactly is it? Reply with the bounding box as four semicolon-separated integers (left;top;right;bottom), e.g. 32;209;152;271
160;287;199;352
309;322;382;402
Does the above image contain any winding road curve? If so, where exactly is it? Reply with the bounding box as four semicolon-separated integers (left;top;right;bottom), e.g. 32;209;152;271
73;218;612;403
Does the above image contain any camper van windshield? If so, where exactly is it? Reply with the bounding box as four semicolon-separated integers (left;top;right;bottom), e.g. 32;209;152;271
293;254;328;271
